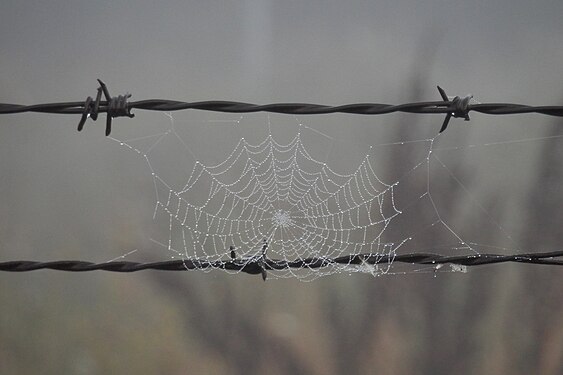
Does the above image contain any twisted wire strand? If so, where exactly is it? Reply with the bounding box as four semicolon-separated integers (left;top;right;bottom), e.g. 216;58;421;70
1;251;561;280
1;81;562;279
1;81;563;134
3;100;563;116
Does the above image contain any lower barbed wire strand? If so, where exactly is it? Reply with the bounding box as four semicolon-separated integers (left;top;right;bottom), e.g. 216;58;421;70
0;250;561;274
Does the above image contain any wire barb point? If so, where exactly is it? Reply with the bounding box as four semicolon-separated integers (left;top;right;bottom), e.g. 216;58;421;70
437;86;473;133
259;239;268;281
77;79;134;136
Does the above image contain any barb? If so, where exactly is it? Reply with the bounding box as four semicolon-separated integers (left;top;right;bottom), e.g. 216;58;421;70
1;251;561;279
76;79;135;136
437;86;473;133
1;81;563;135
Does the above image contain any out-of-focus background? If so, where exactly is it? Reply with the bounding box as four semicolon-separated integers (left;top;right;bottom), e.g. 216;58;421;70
1;1;563;374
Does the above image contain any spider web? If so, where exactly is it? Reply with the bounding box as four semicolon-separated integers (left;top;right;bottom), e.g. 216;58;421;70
108;110;553;280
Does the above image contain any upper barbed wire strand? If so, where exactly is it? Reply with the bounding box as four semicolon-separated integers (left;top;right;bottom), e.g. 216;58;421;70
1;81;563;135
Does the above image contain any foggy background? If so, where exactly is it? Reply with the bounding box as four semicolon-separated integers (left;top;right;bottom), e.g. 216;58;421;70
1;0;562;374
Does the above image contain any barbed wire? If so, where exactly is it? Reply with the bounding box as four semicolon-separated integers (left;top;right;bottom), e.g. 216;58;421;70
1;80;563;135
1;80;562;279
1;250;561;280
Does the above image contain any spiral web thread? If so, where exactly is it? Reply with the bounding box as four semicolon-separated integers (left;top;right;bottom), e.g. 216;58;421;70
109;113;483;280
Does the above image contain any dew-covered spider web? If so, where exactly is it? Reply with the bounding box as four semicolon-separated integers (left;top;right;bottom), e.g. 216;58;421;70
107;110;561;281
